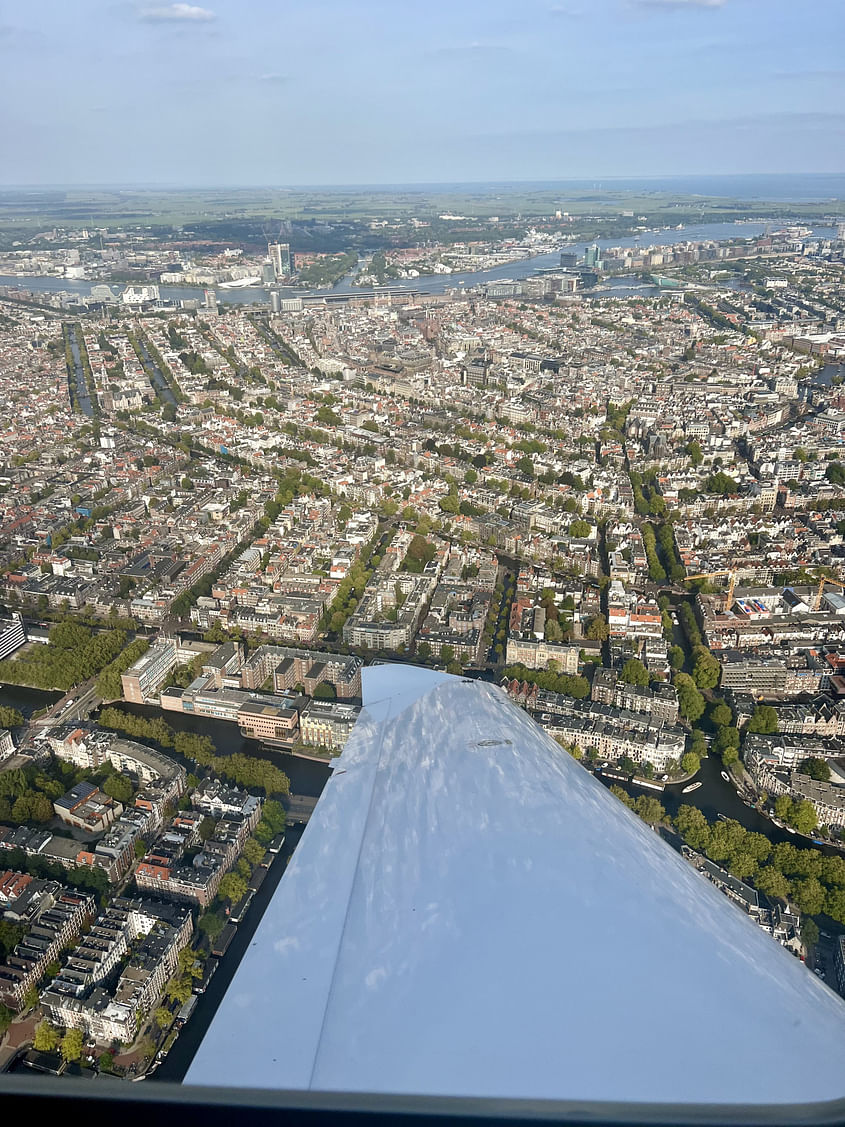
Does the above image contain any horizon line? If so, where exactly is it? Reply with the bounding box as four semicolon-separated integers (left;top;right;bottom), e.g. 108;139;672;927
2;171;845;195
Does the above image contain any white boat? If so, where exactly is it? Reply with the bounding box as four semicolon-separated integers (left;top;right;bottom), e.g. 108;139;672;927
721;771;730;782
682;781;702;793
219;276;262;289
785;826;796;834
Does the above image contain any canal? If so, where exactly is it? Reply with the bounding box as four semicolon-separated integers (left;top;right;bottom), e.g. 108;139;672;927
0;684;62;718
132;333;177;407
64;325;94;418
148;824;305;1083
112;702;331;799
599;748;841;854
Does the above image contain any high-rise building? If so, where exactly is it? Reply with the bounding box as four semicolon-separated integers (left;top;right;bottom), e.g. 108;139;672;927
0;613;26;662
268;242;293;279
584;244;600;268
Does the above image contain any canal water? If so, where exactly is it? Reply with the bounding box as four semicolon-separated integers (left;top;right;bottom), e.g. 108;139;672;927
0;684;62;718
132;335;177;406
65;327;94;418
113;701;331;799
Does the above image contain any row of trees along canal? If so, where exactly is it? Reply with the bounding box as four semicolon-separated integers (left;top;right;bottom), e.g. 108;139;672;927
62;322;97;422
607;782;845;945
126;325;182;411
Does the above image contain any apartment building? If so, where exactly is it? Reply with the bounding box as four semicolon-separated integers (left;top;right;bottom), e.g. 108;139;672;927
121;636;179;703
0;879;94;1008
299;700;362;751
41;898;192;1044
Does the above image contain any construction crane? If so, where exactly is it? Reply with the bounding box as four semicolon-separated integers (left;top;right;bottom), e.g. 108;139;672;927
683;570;739;613
814;575;845;612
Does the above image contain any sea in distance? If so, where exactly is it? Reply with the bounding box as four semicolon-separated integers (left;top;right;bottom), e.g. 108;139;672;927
320;173;845;203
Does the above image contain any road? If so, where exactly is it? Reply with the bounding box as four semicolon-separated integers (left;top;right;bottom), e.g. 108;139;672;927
25;678;101;741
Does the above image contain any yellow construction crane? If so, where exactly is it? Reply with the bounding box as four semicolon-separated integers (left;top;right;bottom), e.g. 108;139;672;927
815;575;845;612
683;570;739;613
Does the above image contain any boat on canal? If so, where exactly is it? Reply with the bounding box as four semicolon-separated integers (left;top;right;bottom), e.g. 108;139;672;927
682;780;702;793
721;771;730;782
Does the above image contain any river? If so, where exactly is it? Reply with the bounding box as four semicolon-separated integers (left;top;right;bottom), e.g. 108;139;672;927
0;221;837;308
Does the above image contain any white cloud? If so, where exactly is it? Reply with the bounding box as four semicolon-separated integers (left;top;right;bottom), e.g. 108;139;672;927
140;4;215;22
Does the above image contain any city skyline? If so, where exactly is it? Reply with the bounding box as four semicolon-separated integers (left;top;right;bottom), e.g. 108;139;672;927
2;0;844;186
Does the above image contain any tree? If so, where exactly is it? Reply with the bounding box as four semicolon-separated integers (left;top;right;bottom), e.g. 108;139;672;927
705;471;738;495
675;805;711;852
218;872;248;905
178;947;203;980
568;519;591;538
21;983;39;1012
313;681;337;700
585;614;608;641
34;1020;61;1052
633;795;666;824
728;852;758;881
154;1007;172;1030
686;439;703;466
545;619;563;642
98;1051;115;1073
713;724;740;758
798;757;830;782
790;877;825;916
242;838;265;866
825;888;845;924
668;645;685;671
755;866;790;902
674;673;705;724
747;705;778;734
166;976;192;1005
134;839;147;860
620;658;650;687
262;800;287;834
103;773;133;805
801;918;820;949
681;751;700;776
691;645;720;690
708;701;733;729
198;816;216;842
721;744;739;768
199;911;225;941
791;800;818;836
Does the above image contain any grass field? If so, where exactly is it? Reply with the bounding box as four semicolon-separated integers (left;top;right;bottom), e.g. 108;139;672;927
1;183;842;232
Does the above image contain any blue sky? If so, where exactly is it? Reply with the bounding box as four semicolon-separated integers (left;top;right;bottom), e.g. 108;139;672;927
1;0;843;185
